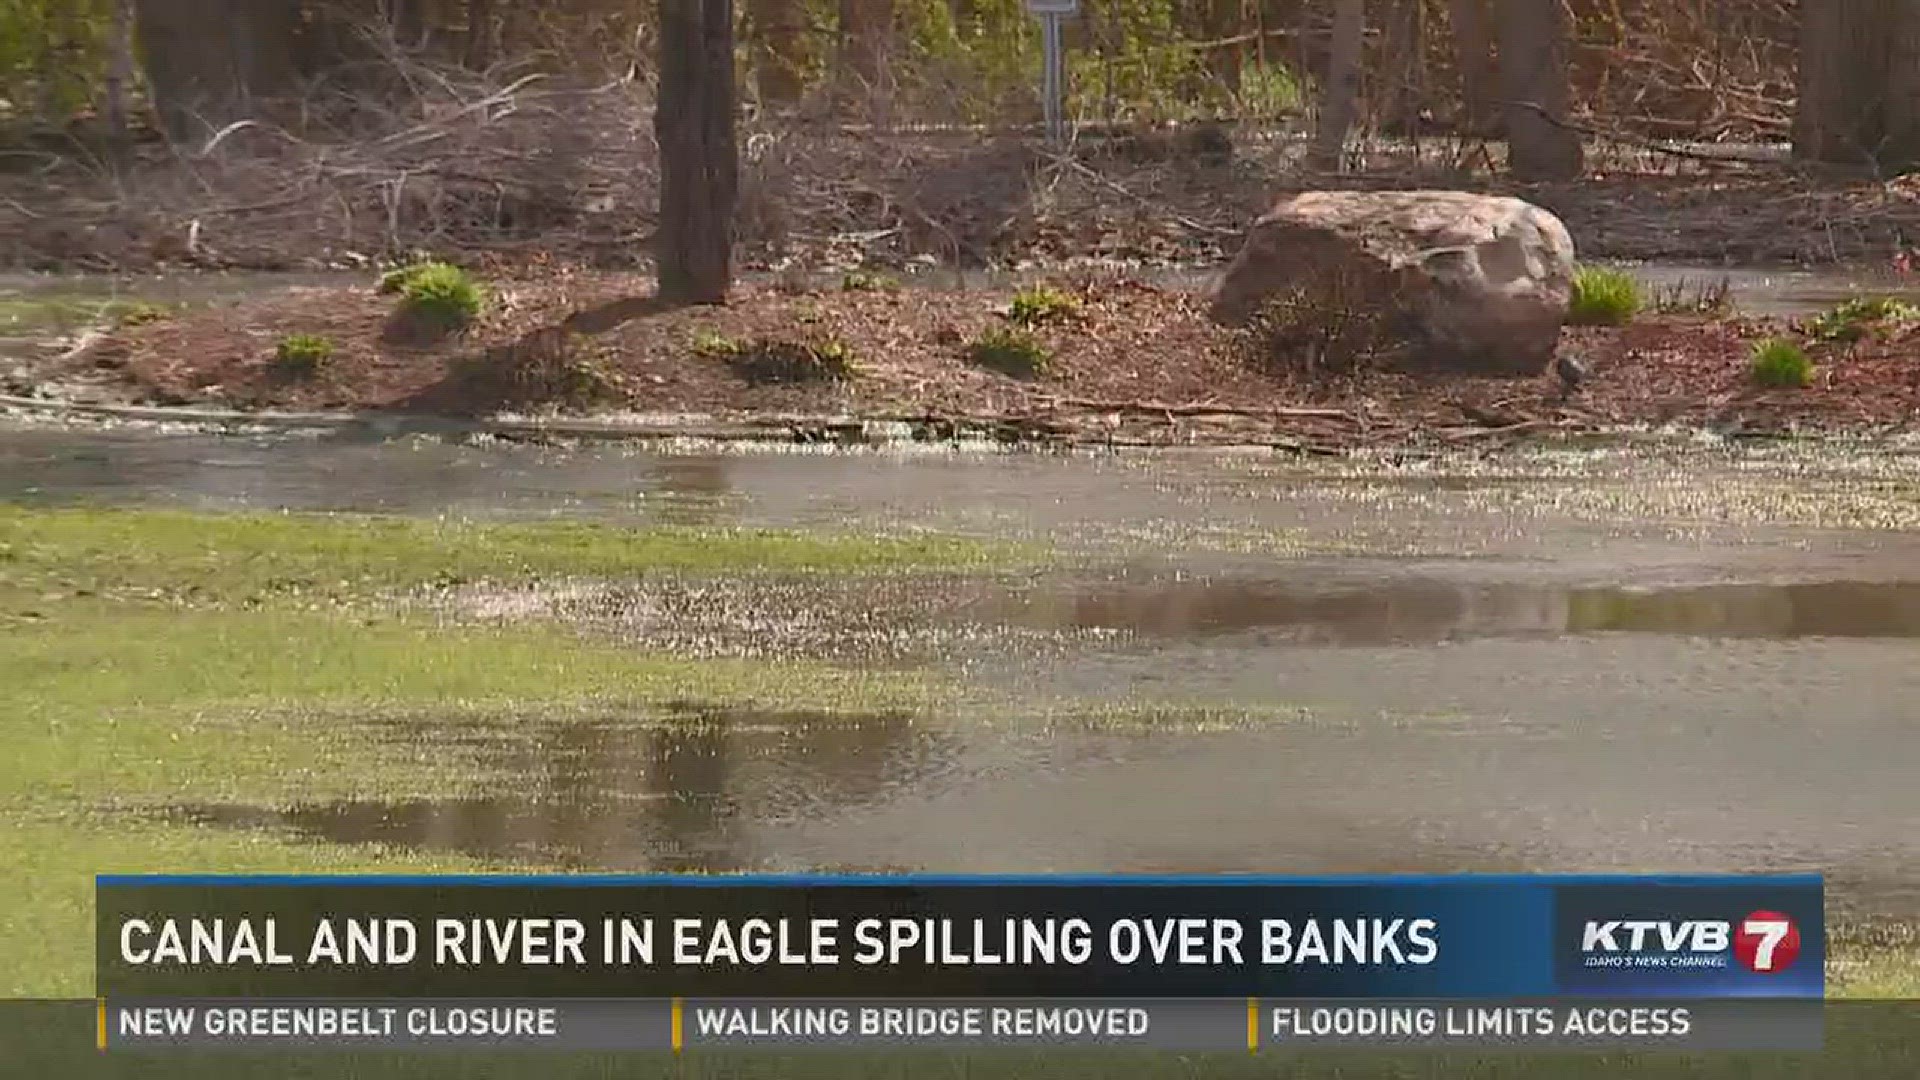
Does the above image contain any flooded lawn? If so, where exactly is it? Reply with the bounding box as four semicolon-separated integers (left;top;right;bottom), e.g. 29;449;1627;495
2;425;1917;998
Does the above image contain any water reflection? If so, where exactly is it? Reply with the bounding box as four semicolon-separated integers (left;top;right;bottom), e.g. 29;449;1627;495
173;703;945;870
1009;576;1920;643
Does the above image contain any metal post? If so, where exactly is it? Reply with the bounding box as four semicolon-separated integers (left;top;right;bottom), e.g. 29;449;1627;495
1042;14;1061;147
1026;0;1076;148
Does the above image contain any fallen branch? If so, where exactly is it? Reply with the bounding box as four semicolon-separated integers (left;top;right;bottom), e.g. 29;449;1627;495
1038;394;1359;422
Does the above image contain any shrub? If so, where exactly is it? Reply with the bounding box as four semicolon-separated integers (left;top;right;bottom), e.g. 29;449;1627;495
1007;286;1082;327
392;263;484;331
1245;268;1404;376
966;326;1052;378
1804;296;1918;343
453;327;615;408
1567;266;1643;326
840;269;900;293
714;336;857;385
272;334;335;378
376;265;419;295
1750;338;1814;389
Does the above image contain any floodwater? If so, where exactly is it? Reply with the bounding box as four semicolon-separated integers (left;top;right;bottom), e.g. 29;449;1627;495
5;425;1919;926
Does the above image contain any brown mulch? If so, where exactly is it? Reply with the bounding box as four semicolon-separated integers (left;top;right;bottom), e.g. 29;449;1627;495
37;272;1920;448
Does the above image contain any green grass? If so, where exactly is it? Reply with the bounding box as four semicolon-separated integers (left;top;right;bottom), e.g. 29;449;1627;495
272;333;335;378
1007;286;1082;327
389;262;484;330
1567;266;1643;326
1750;337;1814;389
1804;295;1920;343
966;325;1053;378
0;506;1033;605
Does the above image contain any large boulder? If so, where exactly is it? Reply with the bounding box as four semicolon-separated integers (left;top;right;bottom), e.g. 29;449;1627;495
1208;190;1577;376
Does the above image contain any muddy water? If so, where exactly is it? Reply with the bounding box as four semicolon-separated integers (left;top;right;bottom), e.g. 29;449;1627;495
6;427;1920;919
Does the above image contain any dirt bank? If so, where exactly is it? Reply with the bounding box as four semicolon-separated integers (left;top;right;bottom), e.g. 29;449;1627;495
19;270;1919;448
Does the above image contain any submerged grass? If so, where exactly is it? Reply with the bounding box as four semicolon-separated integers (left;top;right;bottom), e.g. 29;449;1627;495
0;505;1009;995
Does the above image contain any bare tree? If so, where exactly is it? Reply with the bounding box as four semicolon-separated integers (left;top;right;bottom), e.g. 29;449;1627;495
655;0;740;303
1311;0;1365;172
1494;0;1582;181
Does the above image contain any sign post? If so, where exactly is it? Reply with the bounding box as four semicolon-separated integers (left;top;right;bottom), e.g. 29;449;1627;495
1025;0;1077;147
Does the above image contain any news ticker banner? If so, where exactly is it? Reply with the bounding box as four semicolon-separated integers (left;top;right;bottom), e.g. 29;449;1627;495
95;873;1824;1051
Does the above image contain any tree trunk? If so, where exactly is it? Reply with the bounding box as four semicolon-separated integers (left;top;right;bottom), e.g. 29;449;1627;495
1795;0;1920;171
1446;0;1496;133
838;0;893;91
748;0;807;104
106;0;137;139
1494;0;1582;181
464;0;495;69
1377;0;1426;135
134;0;301;143
1310;0;1365;172
655;0;740;304
1201;0;1246;98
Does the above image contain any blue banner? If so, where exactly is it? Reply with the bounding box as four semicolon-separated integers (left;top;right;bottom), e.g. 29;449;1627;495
96;873;1824;1000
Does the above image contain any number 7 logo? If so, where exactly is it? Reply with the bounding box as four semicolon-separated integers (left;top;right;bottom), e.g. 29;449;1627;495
1733;912;1802;973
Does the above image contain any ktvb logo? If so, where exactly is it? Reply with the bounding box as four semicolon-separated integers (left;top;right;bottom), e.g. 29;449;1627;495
1579;911;1801;973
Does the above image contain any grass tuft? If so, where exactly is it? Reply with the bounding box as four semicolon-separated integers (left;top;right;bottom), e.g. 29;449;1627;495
840;269;900;293
1750;338;1814;389
966;325;1053;379
272;333;335;379
1567;266;1643;326
1007;286;1082;327
391;262;484;331
113;301;173;327
712;335;858;385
